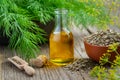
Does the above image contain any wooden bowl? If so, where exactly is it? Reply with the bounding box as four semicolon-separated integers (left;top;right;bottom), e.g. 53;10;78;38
84;40;120;62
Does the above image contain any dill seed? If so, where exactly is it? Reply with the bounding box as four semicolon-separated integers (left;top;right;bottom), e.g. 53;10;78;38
64;59;98;72
85;29;120;46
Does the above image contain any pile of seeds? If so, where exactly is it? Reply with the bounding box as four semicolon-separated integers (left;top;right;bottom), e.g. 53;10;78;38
64;59;98;72
85;29;120;46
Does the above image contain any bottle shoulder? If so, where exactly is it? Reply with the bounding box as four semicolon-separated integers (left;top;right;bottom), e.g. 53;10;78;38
51;31;73;35
50;31;73;39
53;27;71;33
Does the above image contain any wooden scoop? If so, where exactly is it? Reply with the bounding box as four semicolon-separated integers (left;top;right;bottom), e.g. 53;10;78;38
8;56;28;70
8;56;35;76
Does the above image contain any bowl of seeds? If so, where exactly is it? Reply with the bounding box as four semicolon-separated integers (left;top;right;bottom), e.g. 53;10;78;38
84;29;120;62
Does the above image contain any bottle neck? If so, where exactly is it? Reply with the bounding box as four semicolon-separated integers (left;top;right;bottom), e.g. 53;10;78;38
54;9;69;33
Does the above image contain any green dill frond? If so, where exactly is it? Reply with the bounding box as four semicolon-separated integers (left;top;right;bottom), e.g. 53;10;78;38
0;0;46;60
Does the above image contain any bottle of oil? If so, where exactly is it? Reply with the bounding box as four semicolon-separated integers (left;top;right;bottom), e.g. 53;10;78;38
49;9;74;66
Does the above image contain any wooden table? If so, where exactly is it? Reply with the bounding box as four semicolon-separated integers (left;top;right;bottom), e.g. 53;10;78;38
0;27;97;80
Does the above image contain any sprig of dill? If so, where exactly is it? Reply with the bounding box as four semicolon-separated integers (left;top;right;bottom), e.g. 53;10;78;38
0;0;46;60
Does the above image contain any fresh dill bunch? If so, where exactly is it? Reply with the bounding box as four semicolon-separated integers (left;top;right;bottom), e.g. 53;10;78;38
15;0;110;27
0;0;46;60
14;0;55;24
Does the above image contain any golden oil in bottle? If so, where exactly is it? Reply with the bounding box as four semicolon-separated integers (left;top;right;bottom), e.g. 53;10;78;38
49;9;74;66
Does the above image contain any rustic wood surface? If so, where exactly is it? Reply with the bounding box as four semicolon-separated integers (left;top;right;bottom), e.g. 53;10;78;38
0;27;97;80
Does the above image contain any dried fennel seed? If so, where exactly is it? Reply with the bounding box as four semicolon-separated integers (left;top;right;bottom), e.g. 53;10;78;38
85;29;120;46
64;59;98;72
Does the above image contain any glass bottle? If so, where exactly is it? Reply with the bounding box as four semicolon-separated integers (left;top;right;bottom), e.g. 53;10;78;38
49;9;74;66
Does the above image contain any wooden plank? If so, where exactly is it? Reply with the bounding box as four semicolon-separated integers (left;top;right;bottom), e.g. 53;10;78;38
72;27;89;59
0;54;3;80
0;47;4;80
1;47;85;80
75;38;88;58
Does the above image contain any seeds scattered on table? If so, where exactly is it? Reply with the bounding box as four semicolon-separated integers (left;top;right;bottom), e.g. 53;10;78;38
64;59;98;72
